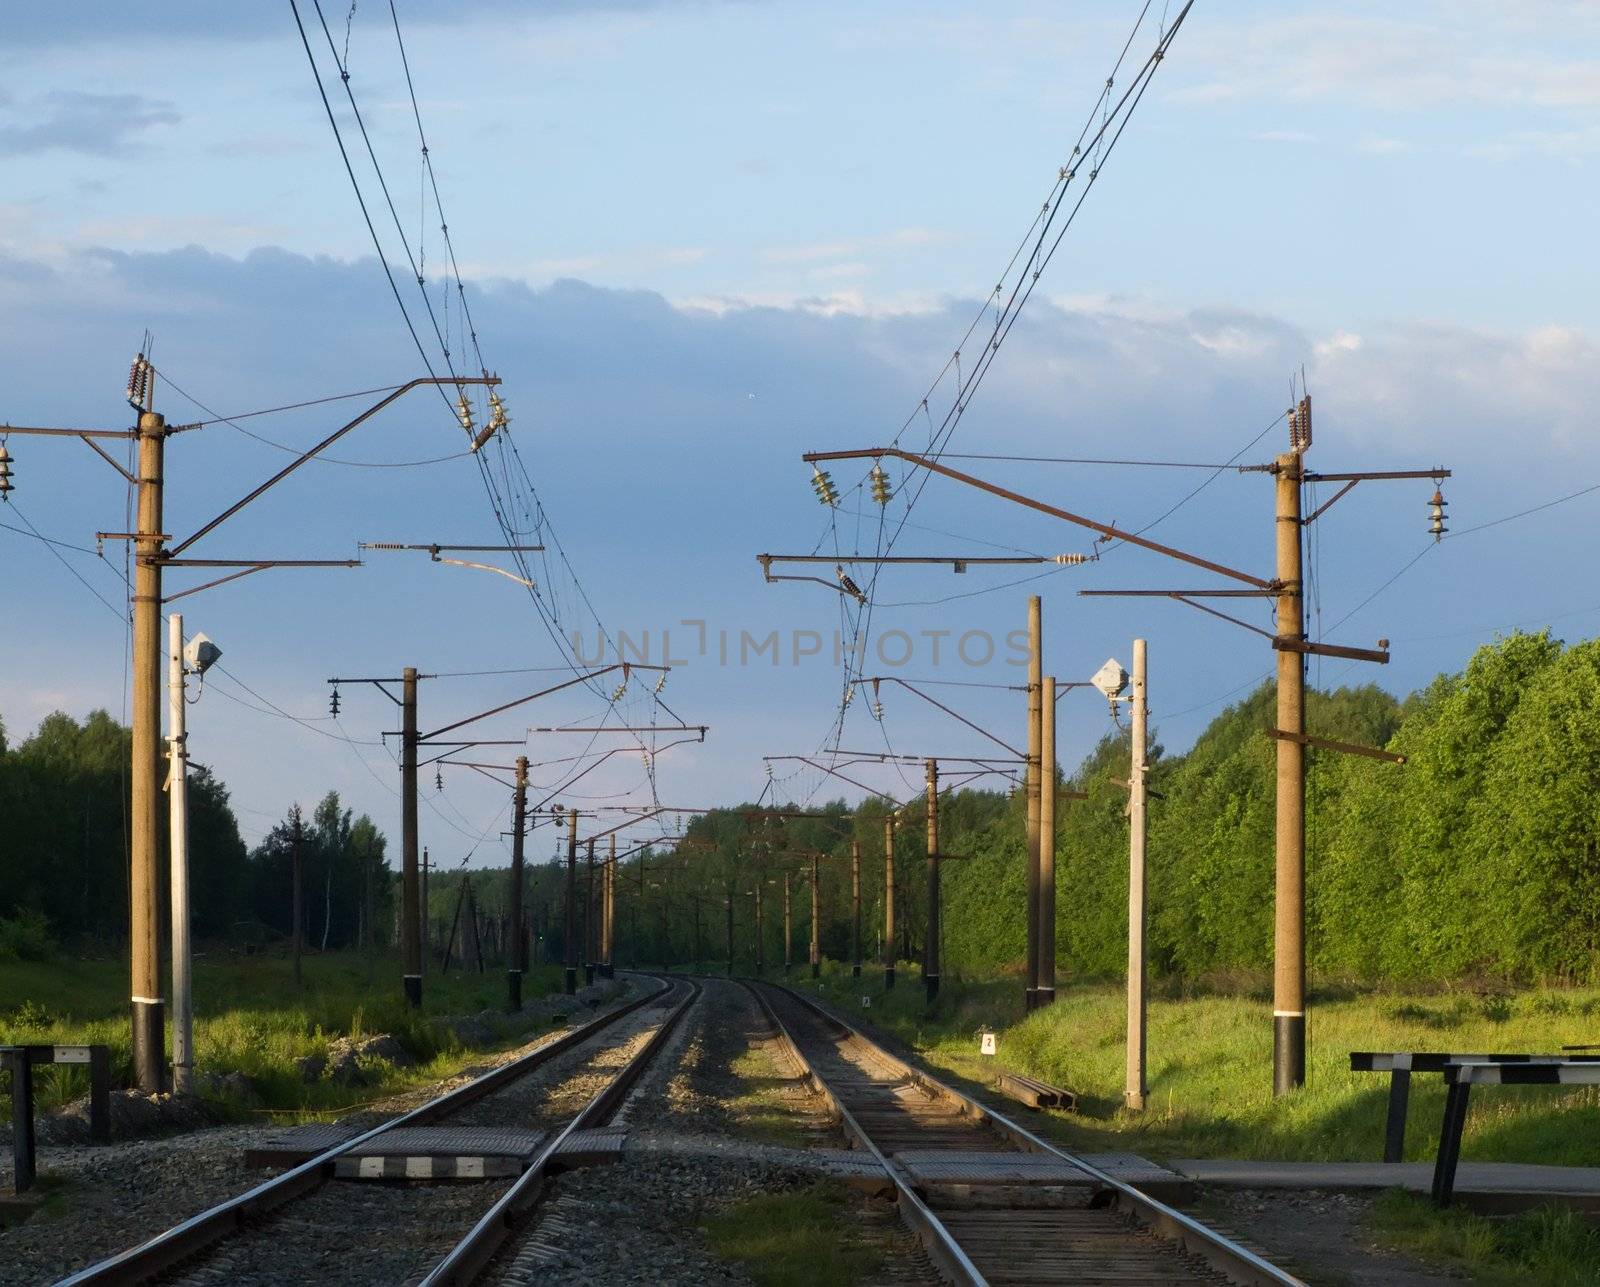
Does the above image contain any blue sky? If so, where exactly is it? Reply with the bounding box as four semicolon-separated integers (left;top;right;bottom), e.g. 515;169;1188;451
3;0;1598;866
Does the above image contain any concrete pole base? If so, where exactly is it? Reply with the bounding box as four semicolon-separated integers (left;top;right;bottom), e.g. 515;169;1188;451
403;975;422;1009
884;967;895;990
131;1000;166;1093
924;973;940;1003
507;969;523;1012
1274;1013;1306;1094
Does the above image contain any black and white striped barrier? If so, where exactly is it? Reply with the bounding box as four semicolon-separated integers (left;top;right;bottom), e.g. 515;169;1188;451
2;1044;112;1193
1349;1051;1600;1164
1431;1061;1600;1205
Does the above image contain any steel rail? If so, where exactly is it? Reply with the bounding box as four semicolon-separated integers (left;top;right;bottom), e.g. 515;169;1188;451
421;975;702;1284
58;979;673;1286
742;981;985;1286
769;982;1304;1287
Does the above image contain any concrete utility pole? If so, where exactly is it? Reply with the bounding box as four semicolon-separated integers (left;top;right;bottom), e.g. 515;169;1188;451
1037;675;1057;1007
1126;640;1150;1110
603;834;616;978
883;816;896;989
925;758;941;1003
166;615;192;1095
1025;597;1042;1010
1274;456;1307;1094
585;838;597;986
507;755;528;1010
130;403;168;1091
783;872;793;971
809;855;821;978
401;667;422;1005
421;846;432;977
291;810;304;988
564;810;579;995
725;889;735;976
851;840;862;978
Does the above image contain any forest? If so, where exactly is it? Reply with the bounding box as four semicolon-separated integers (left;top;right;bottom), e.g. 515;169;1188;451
0;709;390;959
6;631;1599;985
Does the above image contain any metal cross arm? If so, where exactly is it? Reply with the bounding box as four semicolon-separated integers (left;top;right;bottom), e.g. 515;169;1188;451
168;376;500;557
1300;468;1453;526
802;447;1274;589
157;557;361;604
421;662;667;742
528;725;709;740
849;674;1024;759
1263;727;1406;764
758;552;1085;578
760;755;906;806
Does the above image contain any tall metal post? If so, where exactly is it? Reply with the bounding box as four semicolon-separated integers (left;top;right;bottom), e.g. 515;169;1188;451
401;667;422;1006
850;839;862;978
166;614;193;1094
809;856;821;978
925;758;941;1003
1038;675;1057;1006
1126;640;1149;1110
783;872;793;970
725;889;734;976
1025;596;1042;1010
507;756;528;1010
1274;453;1307;1094
883;816;896;989
130;407;167;1091
564;810;579;994
292;810;304;988
754;880;765;974
585;838;597;986
692;886;703;968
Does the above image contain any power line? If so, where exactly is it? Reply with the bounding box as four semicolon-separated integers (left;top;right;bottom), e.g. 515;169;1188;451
938;453;1244;468
1447;481;1600;539
158;367;472;469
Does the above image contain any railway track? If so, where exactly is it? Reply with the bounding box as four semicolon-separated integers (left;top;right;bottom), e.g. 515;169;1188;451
57;977;698;1287
748;981;1303;1287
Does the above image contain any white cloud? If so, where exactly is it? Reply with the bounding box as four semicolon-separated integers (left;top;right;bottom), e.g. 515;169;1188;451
1175;10;1600;113
760;226;955;265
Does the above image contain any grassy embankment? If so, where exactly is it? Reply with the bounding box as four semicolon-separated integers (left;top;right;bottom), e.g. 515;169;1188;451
0;949;569;1117
789;962;1600;1168
787;965;1600;1284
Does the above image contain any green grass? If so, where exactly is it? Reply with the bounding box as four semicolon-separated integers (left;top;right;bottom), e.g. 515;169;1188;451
0;949;568;1117
1371;1190;1600;1285
703;1181;883;1287
791;962;1600;1167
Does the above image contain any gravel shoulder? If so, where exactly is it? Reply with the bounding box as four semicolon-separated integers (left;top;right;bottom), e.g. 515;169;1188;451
1177;1188;1465;1287
0;982;640;1287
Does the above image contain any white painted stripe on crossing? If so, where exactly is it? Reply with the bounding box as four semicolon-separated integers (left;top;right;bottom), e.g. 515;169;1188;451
457;1156;484;1178
405;1156;433;1179
359;1156;385;1178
